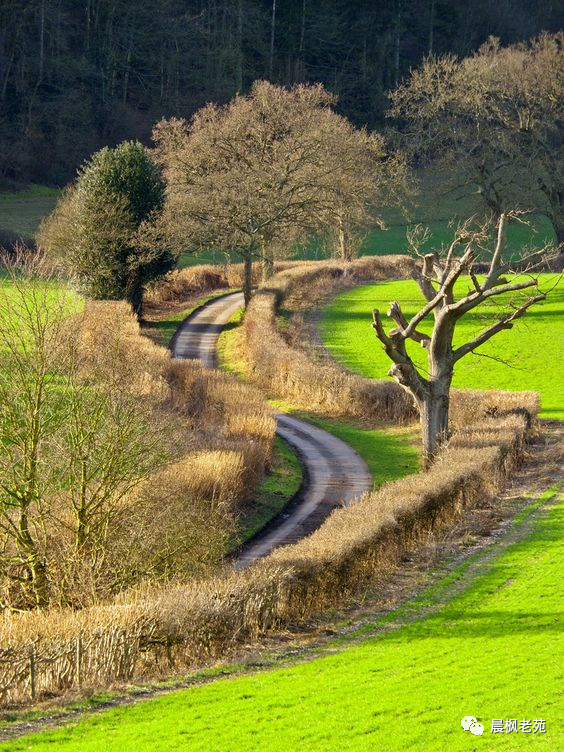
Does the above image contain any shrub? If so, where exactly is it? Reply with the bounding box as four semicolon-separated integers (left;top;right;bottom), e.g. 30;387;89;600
0;408;532;705
37;141;175;316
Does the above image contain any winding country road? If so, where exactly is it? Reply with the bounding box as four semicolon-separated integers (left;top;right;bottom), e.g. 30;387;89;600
172;291;372;567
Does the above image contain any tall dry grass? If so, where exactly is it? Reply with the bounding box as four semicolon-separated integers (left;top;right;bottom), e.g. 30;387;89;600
242;258;540;426
145;261;307;305
0;260;540;704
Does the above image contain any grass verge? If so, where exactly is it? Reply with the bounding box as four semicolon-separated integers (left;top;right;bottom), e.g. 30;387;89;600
218;309;421;486
319;275;564;420
4;483;560;750
0;185;60;239
232;436;303;548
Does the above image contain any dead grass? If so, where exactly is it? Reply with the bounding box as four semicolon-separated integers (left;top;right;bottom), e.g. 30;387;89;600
145;261;307;306
243;258;540;427
0;407;531;706
244;257;417;422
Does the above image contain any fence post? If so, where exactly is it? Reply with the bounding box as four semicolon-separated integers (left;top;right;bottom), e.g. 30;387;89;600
29;645;36;701
76;635;82;688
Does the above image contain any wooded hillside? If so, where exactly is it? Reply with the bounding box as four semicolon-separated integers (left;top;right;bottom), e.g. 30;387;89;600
1;0;562;185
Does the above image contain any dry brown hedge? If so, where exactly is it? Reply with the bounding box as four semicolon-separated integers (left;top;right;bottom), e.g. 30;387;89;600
243;256;417;422
146;260;307;305
0;408;532;705
242;257;540;425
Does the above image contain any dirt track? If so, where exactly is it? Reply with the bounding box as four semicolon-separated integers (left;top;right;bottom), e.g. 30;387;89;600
172;291;372;566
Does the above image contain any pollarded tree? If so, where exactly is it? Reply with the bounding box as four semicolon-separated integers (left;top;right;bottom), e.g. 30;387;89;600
390;33;564;246
38;141;175;316
371;213;554;466
153;80;408;305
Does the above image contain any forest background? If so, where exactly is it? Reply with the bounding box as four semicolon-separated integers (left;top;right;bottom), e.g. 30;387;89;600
1;0;563;187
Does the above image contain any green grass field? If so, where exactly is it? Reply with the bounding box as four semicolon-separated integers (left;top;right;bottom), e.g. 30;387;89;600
177;215;555;269
319;275;564;420
4;485;561;751
0;185;60;240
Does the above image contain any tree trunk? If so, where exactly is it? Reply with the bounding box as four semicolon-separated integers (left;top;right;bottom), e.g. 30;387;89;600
243;252;253;307
261;246;274;283
29;556;49;608
418;384;450;468
337;215;347;260
126;276;144;319
269;0;277;77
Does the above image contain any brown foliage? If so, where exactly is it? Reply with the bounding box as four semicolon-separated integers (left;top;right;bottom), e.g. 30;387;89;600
0;407;531;705
243;256;417;422
390;33;564;240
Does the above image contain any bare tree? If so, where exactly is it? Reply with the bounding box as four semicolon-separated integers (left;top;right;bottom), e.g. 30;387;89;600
390;33;564;245
153;80;408;304
0;270;166;609
371;213;554;466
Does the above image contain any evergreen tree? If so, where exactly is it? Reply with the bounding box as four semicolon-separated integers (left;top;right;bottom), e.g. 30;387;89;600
38;141;174;316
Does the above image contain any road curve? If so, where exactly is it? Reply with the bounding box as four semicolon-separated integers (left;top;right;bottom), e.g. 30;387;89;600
172;291;372;567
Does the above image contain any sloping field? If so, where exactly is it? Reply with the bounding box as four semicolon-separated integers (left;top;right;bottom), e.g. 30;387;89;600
0;186;59;240
3;481;561;751
319;275;564;419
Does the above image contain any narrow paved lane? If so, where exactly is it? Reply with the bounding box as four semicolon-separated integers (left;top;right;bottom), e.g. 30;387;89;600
173;291;372;566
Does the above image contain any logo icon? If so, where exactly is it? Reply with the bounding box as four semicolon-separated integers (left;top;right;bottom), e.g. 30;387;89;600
461;716;484;736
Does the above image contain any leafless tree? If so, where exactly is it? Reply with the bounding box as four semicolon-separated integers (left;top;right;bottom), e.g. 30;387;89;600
390;33;564;246
0;270;165;609
153;80;409;305
371;213;555;465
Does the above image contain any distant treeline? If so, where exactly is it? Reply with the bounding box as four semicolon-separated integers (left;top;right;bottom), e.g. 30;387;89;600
1;0;562;185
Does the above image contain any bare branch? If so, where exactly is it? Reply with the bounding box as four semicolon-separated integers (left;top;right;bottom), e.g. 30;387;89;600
450;276;540;315
387;301;431;346
485;212;508;285
453;293;546;362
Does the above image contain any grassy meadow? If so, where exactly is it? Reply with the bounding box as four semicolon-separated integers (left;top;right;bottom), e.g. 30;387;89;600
4;485;561;751
177;213;555;268
177;171;555;268
0;185;60;241
319;275;564;420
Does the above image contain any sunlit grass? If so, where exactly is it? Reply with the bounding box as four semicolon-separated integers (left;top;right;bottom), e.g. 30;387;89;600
6;487;561;751
218;310;420;487
319;275;564;419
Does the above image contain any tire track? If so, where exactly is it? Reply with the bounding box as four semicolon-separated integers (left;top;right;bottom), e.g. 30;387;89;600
172;291;372;566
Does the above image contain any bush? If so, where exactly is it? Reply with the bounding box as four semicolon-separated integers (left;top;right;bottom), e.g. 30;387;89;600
37;141;175;316
0;407;532;705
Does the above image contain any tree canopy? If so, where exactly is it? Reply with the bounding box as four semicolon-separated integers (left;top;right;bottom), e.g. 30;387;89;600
390;33;564;244
38;140;174;315
154;80;408;304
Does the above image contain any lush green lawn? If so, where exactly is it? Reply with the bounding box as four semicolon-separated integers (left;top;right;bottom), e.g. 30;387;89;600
5;486;561;751
0;185;60;240
319;275;564;420
178;212;555;268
